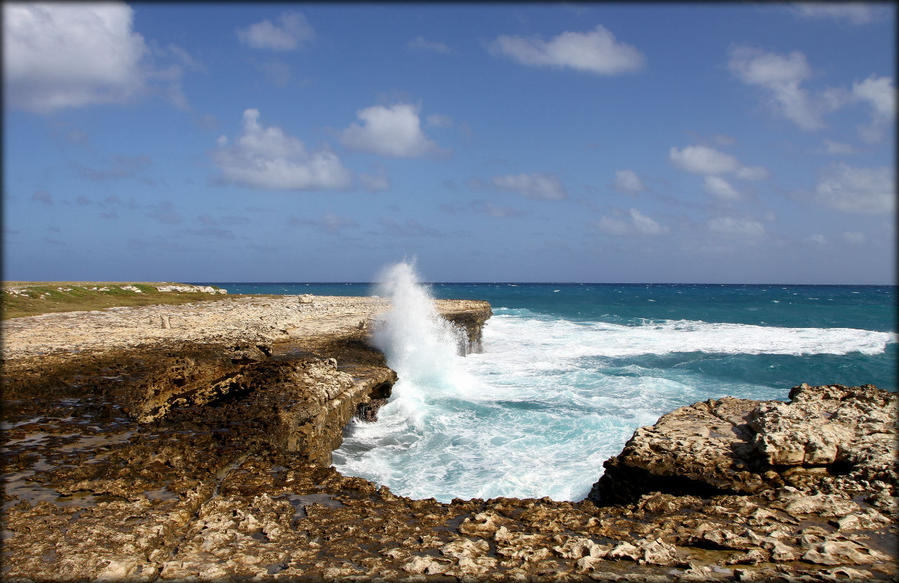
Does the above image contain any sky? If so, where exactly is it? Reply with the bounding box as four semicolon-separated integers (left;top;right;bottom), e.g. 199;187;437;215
3;3;896;284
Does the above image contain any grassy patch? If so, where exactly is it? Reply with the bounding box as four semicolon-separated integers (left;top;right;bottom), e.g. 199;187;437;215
1;282;233;320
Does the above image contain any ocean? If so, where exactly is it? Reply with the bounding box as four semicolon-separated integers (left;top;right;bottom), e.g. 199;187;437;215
201;272;896;503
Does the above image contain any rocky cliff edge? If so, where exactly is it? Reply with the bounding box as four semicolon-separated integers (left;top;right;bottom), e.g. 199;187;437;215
2;296;896;581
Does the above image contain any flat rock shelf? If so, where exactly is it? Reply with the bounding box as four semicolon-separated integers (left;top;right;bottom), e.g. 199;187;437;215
2;294;896;582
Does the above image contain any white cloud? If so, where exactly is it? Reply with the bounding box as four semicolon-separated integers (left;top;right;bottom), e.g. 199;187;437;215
815;163;894;214
491;173;566;200
490;25;644;75
669;145;739;175
727;46;830;130
237;12;314;51
597;208;667;235
670;145;768;195
614;169;644;193
703;176;741;201
822;140;856;155
807;233;827;245
214;109;351;191
842;231;866;244
735;165;770;180
729;47;893;141
340;103;440;158
852;75;895;118
596;216;630;235
629;209;667;235
408;36;451;54
852;75;896;143
708;216;765;237
3;3;147;112
792;3;879;25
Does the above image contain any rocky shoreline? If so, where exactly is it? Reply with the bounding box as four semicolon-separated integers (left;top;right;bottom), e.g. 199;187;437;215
2;295;896;581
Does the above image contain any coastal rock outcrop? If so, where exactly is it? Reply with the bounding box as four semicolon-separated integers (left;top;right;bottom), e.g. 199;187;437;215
2;295;896;582
590;383;897;505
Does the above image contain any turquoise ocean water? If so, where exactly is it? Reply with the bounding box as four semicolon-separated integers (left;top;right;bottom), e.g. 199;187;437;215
201;280;896;502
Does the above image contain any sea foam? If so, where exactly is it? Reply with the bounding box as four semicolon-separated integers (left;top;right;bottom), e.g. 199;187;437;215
333;274;896;503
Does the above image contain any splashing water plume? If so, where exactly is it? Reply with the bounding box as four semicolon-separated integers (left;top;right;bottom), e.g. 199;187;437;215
370;262;468;423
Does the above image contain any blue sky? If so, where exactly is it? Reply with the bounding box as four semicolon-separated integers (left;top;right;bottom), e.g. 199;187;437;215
3;3;896;283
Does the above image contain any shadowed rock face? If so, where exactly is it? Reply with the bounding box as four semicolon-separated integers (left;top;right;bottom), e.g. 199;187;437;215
2;297;897;581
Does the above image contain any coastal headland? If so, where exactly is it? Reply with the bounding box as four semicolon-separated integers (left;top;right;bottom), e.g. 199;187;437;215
2;286;896;581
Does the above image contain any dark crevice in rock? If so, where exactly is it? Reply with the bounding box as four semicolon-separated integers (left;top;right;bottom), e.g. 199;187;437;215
589;463;739;507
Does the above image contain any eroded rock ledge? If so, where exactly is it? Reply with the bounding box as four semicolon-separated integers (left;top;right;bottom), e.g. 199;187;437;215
2;297;896;582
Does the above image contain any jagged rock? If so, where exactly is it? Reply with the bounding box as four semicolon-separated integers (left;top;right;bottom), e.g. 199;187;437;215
403;555;448;575
749;384;897;483
590;384;897;506
802;539;891;565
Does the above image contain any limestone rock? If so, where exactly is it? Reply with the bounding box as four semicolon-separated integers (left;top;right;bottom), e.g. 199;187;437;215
590;384;897;505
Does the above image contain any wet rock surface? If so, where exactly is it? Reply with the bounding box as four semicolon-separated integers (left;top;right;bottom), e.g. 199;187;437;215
2;297;896;581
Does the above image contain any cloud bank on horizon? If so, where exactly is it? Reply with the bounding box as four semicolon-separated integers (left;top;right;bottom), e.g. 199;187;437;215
3;2;895;283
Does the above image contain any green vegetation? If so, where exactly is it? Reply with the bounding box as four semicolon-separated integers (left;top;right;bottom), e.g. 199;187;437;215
1;282;232;320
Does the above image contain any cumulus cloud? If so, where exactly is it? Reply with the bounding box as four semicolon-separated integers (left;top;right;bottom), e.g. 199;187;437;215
735;165;770;180
490;25;644;75
708;216;765;237
3;3;201;113
851;75;896;143
340;103;440;158
670;145;768;196
237;12;314;51
214;109;351;191
729;46;894;141
852;75;896;118
792;3;880;25
614;169;644;193
629;209;667;235
408;36;451;54
491;173;566;200
669;145;739;175
3;3;147;112
727;46;834;130
815;163;894;214
597;208;667;235
703;176;741;201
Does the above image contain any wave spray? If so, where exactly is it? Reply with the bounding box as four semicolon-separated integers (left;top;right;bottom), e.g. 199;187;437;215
370;262;465;394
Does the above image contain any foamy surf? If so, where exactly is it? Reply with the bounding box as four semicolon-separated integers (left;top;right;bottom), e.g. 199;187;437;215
332;273;896;503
